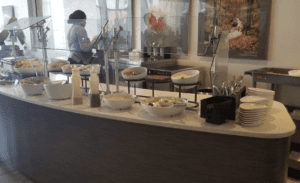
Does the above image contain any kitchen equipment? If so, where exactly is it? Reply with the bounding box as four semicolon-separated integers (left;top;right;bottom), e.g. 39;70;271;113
44;82;72;100
103;93;135;110
1;57;20;72
140;97;187;117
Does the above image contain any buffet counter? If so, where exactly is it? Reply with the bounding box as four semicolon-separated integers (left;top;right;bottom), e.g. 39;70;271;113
0;84;296;183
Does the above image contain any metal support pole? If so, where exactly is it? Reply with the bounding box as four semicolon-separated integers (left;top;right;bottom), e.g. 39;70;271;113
104;52;110;94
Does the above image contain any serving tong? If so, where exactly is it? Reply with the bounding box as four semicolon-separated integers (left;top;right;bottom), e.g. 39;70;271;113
212;75;243;96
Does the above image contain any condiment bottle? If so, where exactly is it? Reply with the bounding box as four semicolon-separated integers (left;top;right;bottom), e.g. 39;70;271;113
71;67;83;105
89;68;101;107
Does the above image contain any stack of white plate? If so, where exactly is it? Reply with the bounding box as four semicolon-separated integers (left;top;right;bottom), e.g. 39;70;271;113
238;103;269;126
246;87;275;107
240;96;269;106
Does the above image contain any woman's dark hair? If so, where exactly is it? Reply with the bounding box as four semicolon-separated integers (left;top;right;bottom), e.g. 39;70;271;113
69;10;86;20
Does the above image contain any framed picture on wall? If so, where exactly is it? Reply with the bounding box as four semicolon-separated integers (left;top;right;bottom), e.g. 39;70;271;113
197;0;271;60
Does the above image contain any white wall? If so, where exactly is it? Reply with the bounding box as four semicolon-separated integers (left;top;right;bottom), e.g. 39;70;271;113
176;0;300;90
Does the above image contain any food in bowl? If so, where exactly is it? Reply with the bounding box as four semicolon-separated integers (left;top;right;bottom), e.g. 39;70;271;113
140;97;187;117
62;64;83;74
78;64;101;75
148;75;170;80
103;93;135;110
48;60;69;69
147;97;186;108
20;76;49;85
15;60;43;69
123;71;140;76
172;73;193;80
20;76;50;95
121;67;147;80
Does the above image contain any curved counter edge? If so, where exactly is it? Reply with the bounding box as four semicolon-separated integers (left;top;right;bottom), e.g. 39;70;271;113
0;84;296;139
0;92;291;183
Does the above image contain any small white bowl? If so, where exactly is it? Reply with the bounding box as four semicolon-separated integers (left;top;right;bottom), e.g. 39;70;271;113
20;76;50;95
171;70;200;89
140;97;187;117
62;64;83;74
44;81;72;100
122;67;147;80
103;93;135;110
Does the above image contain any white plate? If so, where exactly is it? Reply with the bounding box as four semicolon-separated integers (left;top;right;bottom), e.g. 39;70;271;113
247;87;275;94
238;113;268;118
239;121;264;126
238;115;266;121
240;103;268;110
240;96;268;103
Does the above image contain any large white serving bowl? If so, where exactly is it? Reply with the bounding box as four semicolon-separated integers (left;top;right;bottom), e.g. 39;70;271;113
20;76;50;95
44;81;72;100
14;67;44;77
103;93;136;110
121;67;147;80
171;70;200;89
140;97;187;117
288;70;300;76
62;64;83;74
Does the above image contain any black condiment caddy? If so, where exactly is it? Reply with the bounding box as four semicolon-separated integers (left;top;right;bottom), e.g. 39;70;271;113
200;86;246;125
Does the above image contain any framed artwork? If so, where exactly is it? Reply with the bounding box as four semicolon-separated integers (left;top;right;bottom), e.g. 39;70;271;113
197;0;271;60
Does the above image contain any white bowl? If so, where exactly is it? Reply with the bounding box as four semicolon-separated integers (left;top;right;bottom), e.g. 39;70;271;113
103;93;136;110
20;76;50;95
44;82;72;100
48;60;70;72
140;97;187;117
14;67;44;77
247;87;275;95
289;70;300;76
79;64;101;75
121;67;147;80
62;64;83;74
171;70;200;89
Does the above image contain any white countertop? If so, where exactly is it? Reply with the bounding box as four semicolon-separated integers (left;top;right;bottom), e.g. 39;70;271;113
0;83;296;139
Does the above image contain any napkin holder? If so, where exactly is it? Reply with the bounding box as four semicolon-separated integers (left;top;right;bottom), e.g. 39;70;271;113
200;86;246;124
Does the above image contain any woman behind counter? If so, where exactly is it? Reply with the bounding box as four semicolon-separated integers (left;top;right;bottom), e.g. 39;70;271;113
67;10;97;65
